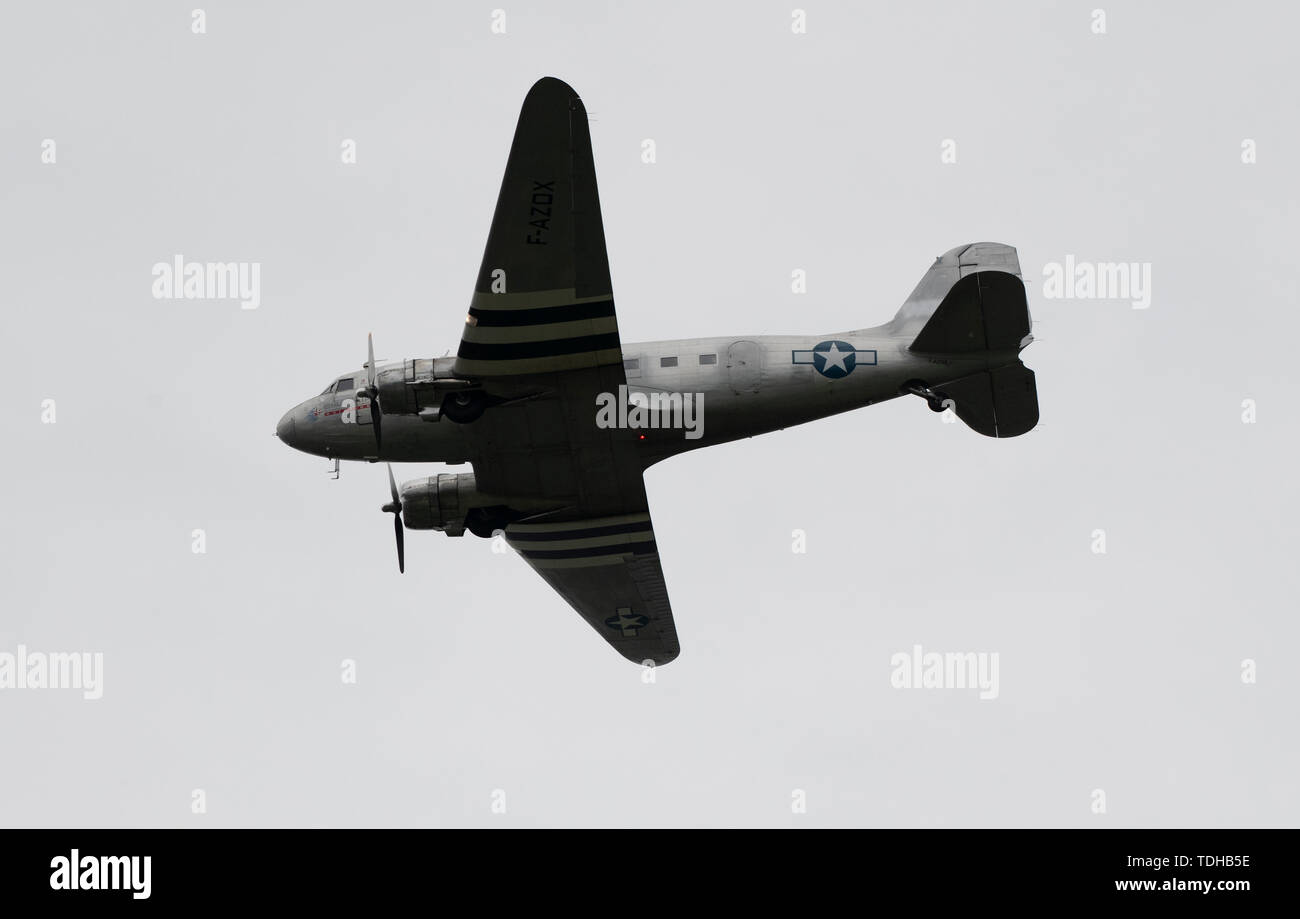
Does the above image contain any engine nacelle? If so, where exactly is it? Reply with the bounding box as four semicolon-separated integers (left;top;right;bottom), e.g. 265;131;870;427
374;357;474;417
399;473;492;537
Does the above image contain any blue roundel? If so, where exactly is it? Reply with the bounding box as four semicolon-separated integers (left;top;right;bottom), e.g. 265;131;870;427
812;340;857;379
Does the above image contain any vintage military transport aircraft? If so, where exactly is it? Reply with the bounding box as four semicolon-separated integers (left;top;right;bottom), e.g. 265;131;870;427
276;77;1039;666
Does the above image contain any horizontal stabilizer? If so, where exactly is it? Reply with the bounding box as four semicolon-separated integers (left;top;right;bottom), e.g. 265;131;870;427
941;361;1039;438
910;270;1030;355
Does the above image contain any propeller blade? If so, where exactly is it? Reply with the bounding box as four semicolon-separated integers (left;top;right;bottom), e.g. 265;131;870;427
393;513;405;574
387;463;400;504
381;464;404;573
366;333;383;453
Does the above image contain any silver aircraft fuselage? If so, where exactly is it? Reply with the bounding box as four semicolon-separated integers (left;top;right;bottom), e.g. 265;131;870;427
275;320;1001;469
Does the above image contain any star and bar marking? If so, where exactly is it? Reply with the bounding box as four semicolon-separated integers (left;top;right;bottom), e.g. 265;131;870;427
791;340;877;379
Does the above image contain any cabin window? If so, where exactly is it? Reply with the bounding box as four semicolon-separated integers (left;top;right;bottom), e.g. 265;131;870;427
336;377;355;393
660;356;678;368
699;353;717;365
623;358;639;371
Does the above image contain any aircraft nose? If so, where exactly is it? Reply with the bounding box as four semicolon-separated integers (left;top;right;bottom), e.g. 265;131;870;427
276;411;297;446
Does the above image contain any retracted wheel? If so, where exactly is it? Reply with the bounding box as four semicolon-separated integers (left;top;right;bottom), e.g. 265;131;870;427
441;391;487;424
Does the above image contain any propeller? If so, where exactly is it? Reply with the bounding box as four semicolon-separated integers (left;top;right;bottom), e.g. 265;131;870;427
380;463;405;574
363;332;384;452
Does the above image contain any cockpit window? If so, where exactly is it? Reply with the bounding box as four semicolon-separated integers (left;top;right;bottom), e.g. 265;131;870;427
320;381;335;395
336;377;355;393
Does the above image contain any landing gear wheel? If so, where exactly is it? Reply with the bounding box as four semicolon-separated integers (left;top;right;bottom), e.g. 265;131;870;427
465;506;516;539
903;381;950;414
930;392;961;413
441;391;486;424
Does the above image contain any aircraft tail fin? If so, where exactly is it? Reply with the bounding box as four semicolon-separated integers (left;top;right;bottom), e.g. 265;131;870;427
915;272;1039;437
891;243;1038;437
888;242;1030;350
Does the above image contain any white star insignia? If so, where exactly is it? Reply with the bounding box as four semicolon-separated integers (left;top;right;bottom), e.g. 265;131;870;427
819;343;850;373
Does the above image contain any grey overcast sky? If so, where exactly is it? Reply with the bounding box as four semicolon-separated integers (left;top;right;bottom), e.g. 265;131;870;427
1;1;1296;827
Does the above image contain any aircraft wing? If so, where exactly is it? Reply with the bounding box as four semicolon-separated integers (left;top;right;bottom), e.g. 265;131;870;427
505;504;680;666
453;75;622;381
454;76;638;511
455;77;680;665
